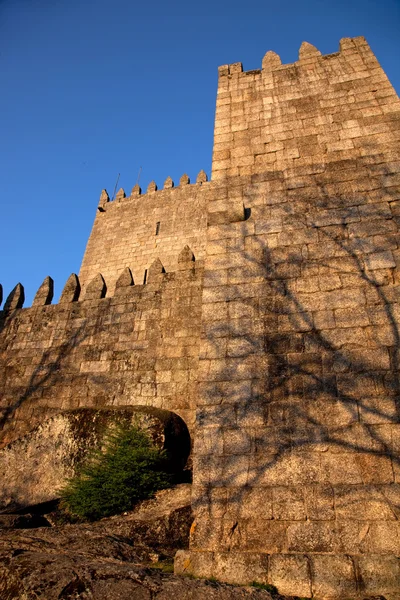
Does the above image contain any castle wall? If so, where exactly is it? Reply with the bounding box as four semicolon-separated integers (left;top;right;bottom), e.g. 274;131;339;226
179;37;400;599
0;264;202;448
0;35;400;600
79;179;208;294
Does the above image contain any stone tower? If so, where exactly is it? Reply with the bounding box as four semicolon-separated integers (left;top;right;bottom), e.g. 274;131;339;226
1;37;400;599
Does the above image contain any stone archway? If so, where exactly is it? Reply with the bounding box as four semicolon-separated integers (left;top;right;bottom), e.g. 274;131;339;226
0;406;191;511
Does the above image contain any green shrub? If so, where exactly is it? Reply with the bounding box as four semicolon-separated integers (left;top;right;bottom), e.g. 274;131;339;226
60;423;171;521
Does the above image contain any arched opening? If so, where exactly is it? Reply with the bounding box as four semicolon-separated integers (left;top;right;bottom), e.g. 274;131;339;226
118;406;192;480
0;406;191;513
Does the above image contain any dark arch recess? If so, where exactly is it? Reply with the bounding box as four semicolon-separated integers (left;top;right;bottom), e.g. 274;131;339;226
0;406;192;515
65;405;192;478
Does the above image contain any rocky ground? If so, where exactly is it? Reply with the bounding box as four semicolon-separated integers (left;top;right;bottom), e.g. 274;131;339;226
0;485;387;600
0;485;281;600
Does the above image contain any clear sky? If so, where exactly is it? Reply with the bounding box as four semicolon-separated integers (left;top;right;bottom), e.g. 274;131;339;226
1;0;399;305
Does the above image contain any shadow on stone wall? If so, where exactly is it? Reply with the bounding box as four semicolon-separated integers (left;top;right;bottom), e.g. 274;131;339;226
193;169;400;557
0;322;92;435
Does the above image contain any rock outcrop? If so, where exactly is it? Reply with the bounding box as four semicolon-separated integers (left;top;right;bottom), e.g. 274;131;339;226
0;485;387;599
0;485;280;599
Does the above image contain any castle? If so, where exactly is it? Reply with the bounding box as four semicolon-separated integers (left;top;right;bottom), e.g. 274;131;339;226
1;37;400;599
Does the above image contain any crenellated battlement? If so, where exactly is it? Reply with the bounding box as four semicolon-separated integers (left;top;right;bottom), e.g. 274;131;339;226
81;166;210;296
98;170;209;212
0;247;199;313
217;36;371;80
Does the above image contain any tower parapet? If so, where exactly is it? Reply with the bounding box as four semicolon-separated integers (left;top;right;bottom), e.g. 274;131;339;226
97;170;209;212
0;246;199;313
213;36;399;180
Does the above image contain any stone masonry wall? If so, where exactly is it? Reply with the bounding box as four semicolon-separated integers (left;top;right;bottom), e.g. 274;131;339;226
79;173;209;295
0;260;202;448
177;37;400;599
212;36;399;180
0;35;399;600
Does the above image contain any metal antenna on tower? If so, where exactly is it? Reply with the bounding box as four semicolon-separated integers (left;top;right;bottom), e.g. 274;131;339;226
135;166;142;186
111;173;120;201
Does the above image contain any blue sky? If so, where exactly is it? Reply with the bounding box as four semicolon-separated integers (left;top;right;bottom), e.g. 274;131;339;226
1;0;399;305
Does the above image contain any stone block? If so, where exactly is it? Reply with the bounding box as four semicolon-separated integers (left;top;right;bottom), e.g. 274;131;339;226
269;554;311;597
364;250;396;270
84;273;106;300
228;486;273;520
359;395;398;424
312;309;336;330
334;307;369;327
59;273;80;304
357;554;400;599
334;484;396;520
207;199;246;225
361;520;400;553
213;551;268;585
304;484;335;520
4;283;25;311
287;521;336;552
272;486;306;520
32;276;54;307
249;452;321;486
262;51;281;71
174;549;214;578
311;554;357;599
357;453;394;484
223;428;251;455
320;453;363;484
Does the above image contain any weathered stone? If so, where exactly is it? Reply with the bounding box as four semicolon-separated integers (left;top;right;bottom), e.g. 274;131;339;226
98;189;110;211
299;41;322;60
115;267;134;290
178;245;195;265
0;552;276;600
147;181;157;193
147;258;165;283
196;170;208;184
304;484;335;520
262;51;281;71
3;283;24;311
59;273;80;303
0;409;191;509
207;199;245;225
179;174;190;186
32;276;54;306
131;183;141;196
164;176;174;189
212;551;268;585
115;187;126;202
357;554;400;598
229;62;243;74
272;486;305;520
174;549;214;579
84;273;106;300
311;554;357;599
269;554;311;597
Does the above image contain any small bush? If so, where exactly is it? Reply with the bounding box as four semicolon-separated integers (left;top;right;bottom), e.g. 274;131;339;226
60;423;171;521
